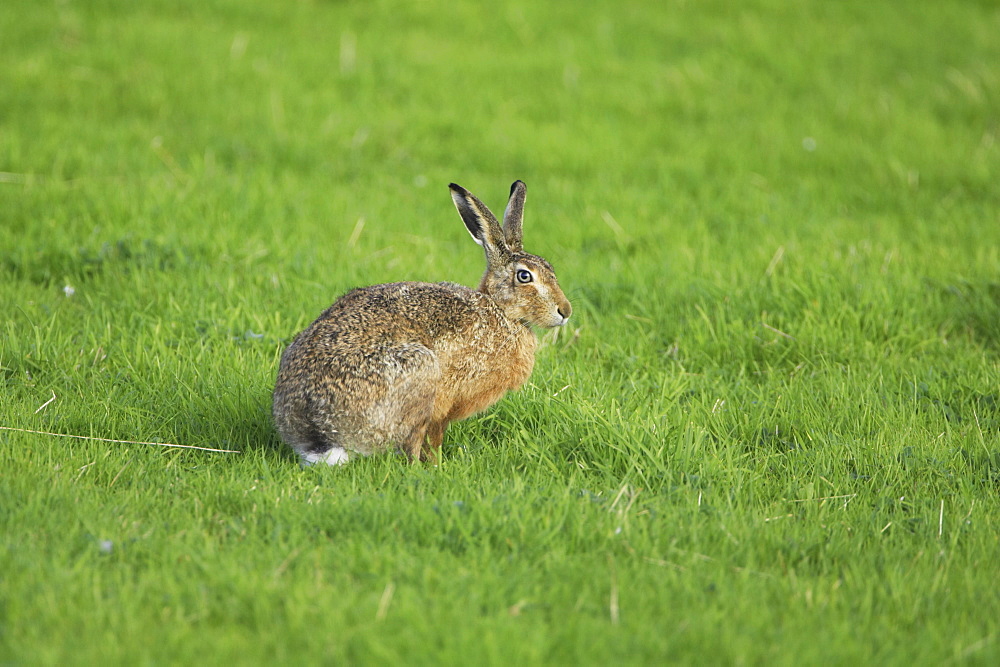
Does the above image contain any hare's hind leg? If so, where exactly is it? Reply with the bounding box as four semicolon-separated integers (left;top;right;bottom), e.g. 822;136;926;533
418;420;448;463
385;382;436;463
400;419;431;463
372;344;440;463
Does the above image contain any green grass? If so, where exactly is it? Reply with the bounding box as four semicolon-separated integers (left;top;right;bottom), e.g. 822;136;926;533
3;0;1000;663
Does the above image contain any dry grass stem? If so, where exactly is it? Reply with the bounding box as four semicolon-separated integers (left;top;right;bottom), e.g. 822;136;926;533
0;426;241;453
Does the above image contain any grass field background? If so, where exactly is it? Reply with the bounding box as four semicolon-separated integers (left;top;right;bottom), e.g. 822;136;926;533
2;0;999;663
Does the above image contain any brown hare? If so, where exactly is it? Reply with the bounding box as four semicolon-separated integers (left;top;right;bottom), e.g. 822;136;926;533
272;181;571;465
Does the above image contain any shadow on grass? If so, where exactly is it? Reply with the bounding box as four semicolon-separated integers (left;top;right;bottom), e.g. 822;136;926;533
1;237;205;286
230;403;294;461
940;280;1000;351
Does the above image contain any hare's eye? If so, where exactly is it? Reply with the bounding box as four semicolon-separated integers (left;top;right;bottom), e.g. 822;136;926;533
516;269;534;284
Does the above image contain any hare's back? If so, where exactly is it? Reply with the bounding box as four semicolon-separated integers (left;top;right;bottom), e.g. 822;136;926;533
304;281;495;345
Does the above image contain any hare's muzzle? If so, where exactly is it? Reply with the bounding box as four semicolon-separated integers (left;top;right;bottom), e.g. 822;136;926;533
555;300;572;326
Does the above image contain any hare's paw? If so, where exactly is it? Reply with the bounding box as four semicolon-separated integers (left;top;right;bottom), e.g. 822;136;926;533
301;446;350;467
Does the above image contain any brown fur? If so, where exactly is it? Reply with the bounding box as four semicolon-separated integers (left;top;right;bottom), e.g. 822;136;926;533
272;181;570;465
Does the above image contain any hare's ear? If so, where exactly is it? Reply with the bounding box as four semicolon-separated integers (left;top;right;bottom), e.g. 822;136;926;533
502;180;526;252
450;183;510;264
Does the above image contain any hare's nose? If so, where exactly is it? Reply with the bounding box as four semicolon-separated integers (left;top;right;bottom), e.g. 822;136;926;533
557;303;572;320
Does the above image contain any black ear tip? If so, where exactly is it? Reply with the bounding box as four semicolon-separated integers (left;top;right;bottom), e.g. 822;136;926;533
449;183;464;193
510;180;526;195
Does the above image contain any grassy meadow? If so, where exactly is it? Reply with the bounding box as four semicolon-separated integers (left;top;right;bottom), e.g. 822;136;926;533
2;0;999;663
